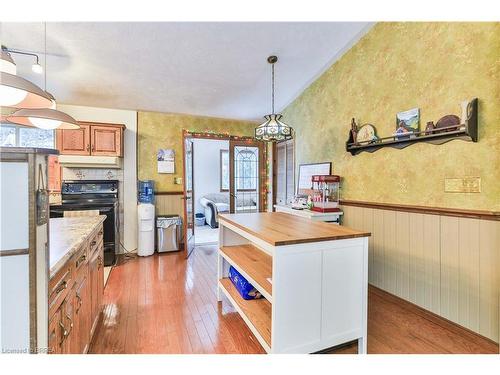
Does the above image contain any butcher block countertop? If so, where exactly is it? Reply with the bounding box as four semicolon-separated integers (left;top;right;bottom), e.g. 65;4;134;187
49;215;106;277
218;212;370;246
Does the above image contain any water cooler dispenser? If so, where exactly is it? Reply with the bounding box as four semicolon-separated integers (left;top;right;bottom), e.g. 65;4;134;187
137;180;155;256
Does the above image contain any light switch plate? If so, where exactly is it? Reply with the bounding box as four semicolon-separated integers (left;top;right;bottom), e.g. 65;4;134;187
174;177;183;185
444;177;481;193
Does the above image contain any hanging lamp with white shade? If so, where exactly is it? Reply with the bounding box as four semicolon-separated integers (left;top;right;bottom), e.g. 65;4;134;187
6;23;79;130
7;108;79;130
255;55;293;142
0;48;53;109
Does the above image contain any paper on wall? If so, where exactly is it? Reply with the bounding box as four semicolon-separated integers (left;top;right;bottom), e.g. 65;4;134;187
157;149;175;174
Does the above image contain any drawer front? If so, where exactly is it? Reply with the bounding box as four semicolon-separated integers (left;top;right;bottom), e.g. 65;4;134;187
89;225;104;256
49;265;73;317
72;244;89;279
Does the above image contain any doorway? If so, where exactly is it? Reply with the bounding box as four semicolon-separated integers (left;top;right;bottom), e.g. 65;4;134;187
182;131;267;255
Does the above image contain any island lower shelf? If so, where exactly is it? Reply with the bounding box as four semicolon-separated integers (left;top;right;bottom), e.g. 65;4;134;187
219;244;272;300
218;278;272;349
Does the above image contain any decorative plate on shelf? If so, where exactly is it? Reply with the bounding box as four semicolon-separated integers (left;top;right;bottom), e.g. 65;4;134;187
435;115;461;133
357;124;376;143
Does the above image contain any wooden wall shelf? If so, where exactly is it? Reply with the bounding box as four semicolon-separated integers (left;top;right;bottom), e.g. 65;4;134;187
346;98;478;156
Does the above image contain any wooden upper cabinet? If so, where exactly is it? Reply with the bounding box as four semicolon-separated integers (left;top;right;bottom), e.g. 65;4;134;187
56;124;91;155
56;122;124;157
90;125;123;157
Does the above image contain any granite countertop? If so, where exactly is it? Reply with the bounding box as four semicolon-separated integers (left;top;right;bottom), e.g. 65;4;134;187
49;215;106;278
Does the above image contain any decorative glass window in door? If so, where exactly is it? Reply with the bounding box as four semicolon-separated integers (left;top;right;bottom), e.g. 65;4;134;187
234;146;259;213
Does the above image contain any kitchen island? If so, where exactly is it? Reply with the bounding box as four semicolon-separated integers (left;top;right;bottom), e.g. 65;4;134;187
48;216;105;354
217;212;370;354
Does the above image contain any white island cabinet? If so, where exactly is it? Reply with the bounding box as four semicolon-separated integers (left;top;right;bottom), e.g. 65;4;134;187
217;212;370;354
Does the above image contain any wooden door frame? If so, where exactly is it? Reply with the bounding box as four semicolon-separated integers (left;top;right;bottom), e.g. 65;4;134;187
181;130;268;218
182;136;194;258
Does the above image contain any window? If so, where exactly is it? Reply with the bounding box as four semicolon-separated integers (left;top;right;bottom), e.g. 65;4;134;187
0;123;55;148
275;139;295;205
220;147;259;192
220;149;229;192
234;147;258;191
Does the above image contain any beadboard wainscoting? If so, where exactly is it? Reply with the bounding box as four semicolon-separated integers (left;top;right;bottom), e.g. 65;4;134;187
155;193;184;218
341;203;499;342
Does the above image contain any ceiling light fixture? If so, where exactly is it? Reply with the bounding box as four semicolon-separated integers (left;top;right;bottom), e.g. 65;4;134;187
8;108;78;130
2;46;44;74
6;24;79;130
32;62;43;74
255;55;293;142
0;48;53;108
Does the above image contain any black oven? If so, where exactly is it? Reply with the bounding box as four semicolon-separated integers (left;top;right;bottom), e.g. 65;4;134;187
50;180;119;266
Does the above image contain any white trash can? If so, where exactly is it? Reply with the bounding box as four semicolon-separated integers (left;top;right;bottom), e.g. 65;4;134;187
137;203;155;256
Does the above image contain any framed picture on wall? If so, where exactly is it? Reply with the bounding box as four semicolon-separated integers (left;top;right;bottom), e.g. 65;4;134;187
395;107;420;139
297;162;332;195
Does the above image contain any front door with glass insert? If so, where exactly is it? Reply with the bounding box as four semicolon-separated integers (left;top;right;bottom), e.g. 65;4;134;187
229;140;266;213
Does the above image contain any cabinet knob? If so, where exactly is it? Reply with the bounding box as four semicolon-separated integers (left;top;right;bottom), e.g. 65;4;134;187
76;254;86;268
59;321;68;344
75;293;83;313
55;280;68;294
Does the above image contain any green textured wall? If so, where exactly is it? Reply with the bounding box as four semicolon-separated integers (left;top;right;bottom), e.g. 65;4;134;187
138;111;256;191
283;22;500;211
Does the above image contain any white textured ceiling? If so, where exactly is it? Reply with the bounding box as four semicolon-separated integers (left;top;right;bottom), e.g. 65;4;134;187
0;22;372;120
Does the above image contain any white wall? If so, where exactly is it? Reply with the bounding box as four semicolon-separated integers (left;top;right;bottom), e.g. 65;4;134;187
57;104;138;253
192;138;229;215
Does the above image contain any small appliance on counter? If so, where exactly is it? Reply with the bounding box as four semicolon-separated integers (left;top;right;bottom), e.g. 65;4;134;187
137;180;155;256
291;195;308;210
310;175;341;213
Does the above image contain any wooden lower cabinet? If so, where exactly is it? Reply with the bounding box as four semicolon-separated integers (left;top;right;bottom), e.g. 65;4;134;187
49;224;104;354
89;247;102;334
62;289;76;354
73;274;90;353
48;306;63;354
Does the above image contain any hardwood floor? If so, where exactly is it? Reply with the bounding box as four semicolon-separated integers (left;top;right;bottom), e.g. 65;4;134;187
89;245;499;354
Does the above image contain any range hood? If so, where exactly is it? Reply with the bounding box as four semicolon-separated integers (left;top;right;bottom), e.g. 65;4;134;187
58;155;122;169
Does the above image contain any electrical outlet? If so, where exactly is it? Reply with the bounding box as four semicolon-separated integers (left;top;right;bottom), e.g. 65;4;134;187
444;177;481;193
